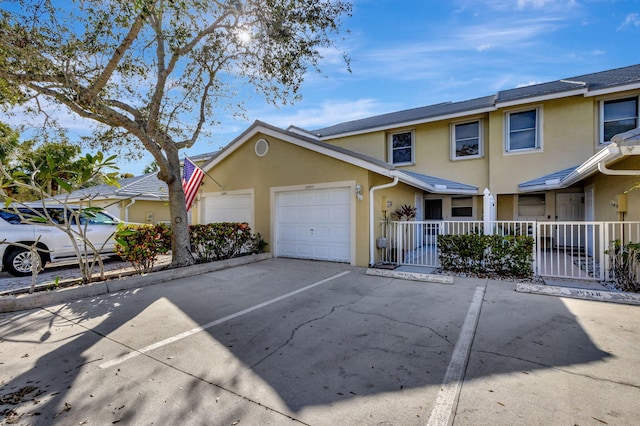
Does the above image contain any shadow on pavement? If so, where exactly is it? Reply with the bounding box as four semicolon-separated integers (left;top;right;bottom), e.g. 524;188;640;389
0;259;612;423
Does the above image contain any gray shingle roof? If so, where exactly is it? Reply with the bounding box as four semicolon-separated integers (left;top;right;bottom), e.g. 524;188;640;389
312;64;640;138
61;172;168;201
313;96;496;137
518;165;580;190
400;170;478;192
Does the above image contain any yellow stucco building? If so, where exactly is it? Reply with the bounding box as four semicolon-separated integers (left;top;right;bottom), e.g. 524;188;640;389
190;64;640;268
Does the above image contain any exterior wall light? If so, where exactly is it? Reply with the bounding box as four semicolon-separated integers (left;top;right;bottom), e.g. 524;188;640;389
355;183;363;202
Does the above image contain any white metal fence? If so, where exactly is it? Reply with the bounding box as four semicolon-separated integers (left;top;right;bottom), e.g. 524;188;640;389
378;220;640;281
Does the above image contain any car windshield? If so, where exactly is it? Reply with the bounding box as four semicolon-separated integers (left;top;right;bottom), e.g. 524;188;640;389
78;210;118;225
0;207;66;224
0;206;117;225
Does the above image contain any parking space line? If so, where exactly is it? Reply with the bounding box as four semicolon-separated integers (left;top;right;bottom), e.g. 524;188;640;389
427;285;486;426
99;271;351;369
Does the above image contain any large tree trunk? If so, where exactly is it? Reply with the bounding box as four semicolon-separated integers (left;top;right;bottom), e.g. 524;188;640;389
161;151;195;269
167;177;194;268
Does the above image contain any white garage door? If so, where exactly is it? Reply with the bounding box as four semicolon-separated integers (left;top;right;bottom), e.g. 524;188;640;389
202;192;253;226
275;186;351;263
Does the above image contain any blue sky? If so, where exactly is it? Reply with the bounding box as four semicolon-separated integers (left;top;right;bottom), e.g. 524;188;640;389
8;0;640;175
174;0;640;175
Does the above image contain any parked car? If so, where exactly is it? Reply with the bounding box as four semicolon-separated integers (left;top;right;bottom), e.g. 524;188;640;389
0;204;121;276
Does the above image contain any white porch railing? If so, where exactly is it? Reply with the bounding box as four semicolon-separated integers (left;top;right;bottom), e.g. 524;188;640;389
378;220;640;281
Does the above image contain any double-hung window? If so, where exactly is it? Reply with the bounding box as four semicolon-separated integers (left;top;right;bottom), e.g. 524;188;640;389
389;130;414;165
600;97;638;144
452;120;482;159
505;108;541;152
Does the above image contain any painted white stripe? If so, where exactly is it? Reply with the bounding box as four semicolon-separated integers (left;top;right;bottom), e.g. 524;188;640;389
427;286;485;426
100;270;351;369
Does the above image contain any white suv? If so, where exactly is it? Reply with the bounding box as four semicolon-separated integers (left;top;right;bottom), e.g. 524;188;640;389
0;204;121;276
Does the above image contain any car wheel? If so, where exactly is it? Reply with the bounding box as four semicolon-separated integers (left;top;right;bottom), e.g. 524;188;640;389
5;247;43;277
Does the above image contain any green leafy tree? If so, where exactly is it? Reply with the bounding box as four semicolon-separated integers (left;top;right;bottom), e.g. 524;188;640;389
0;0;352;268
0;122;19;162
143;160;159;174
1;136;110;200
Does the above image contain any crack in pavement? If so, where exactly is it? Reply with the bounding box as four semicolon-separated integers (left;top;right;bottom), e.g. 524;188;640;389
473;349;640;390
247;300;362;371
348;309;455;346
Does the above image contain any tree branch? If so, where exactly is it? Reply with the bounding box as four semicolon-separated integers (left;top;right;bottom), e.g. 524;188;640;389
83;10;150;103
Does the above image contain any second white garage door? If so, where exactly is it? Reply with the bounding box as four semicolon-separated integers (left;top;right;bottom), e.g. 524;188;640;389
275;186;352;263
202;191;253;226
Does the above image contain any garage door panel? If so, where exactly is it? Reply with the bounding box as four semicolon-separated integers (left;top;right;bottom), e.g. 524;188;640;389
203;193;253;226
276;187;351;263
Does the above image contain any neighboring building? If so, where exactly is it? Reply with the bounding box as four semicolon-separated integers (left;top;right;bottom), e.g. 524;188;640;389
55;172;170;224
194;64;640;267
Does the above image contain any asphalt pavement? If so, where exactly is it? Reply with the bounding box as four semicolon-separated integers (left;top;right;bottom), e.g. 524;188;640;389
0;258;638;425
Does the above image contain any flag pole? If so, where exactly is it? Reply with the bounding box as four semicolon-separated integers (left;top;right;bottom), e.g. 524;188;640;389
184;155;223;189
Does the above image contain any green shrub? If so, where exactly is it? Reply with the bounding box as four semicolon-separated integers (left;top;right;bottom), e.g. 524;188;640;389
115;223;172;274
606;240;640;292
189;222;267;263
438;234;534;278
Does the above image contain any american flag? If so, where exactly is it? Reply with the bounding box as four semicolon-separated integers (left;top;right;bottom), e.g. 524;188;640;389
182;157;205;212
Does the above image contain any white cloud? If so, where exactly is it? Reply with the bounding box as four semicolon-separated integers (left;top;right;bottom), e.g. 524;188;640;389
618;13;640;30
472;0;576;11
516;80;542;88
250;98;393;129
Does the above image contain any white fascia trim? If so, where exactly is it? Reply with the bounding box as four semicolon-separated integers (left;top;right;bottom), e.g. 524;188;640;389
392;171;479;195
319;106;497;141
584;82;640;97
495;88;588;109
519;144;623;192
286;125;321;139
576;144;620;174
203;123;394;178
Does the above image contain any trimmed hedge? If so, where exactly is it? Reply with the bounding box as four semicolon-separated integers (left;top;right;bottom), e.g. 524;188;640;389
438;234;534;278
115;222;267;273
189;222;266;263
115;223;172;274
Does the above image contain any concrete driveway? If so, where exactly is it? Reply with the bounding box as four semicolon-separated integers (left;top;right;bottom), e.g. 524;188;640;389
0;258;638;425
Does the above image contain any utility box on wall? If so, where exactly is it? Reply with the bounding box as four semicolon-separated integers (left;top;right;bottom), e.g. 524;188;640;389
616;194;628;213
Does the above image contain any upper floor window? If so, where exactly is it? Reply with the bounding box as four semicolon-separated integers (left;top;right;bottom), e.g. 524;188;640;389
600;96;638;144
388;130;414;165
452;120;482;160
505;108;541;153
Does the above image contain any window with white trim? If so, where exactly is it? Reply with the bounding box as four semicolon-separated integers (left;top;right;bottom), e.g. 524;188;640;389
505;108;541;152
388;131;414;165
518;194;545;217
451;197;473;218
600;96;638;144
452;120;482;159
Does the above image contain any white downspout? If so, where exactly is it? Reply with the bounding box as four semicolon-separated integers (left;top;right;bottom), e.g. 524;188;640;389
369;176;399;266
125;199;136;222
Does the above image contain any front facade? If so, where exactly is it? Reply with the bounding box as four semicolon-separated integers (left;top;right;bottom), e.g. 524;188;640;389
196;64;640;267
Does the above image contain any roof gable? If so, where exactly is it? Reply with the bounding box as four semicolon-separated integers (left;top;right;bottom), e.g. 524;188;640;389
202;120;478;195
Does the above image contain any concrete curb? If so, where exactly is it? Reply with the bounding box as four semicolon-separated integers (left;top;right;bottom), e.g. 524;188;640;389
515;282;640;306
0;253;274;313
365;268;454;284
